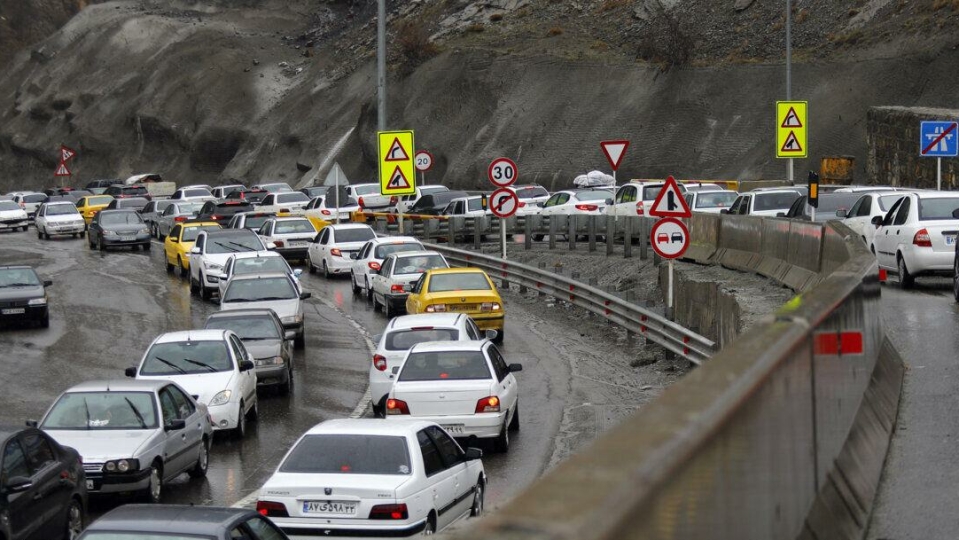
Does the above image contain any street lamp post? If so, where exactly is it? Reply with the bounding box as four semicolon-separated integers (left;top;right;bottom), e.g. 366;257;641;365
377;0;387;132
785;0;793;185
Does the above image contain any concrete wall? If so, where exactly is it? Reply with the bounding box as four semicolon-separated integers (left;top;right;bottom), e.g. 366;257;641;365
867;106;959;189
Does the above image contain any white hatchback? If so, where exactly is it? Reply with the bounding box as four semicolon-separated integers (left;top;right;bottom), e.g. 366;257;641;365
35;202;86;238
369;251;449;318
538;189;613;216
841;191;907;249
872;191;959;288
307;223;377;277
258;217;317;261
0;199;31;232
350;237;424;299
257;419;486;538
386;340;522;452
369;313;494;416
129;329;259;437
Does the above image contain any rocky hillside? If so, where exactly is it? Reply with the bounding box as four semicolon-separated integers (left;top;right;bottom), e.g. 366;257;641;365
1;0;959;192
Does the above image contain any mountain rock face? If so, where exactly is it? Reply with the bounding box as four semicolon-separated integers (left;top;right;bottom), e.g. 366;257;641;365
1;0;958;192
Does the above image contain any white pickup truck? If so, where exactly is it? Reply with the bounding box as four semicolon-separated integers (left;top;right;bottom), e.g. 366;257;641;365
125;173;177;199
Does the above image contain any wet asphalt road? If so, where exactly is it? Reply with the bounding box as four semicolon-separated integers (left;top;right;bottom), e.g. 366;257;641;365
0;227;618;520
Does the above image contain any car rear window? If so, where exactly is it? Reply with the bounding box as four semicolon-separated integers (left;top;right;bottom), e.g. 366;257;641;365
918;197;959;221
385;328;459;351
234;257;291;276
754;192;801;211
23;194;46;203
642;185;664;201
88;196;113;206
78;534;208;540
281;434;412;475
393;254;448;275
399;351;492;381
514;186;548;199
428;273;492;292
100;212;144;226
277;192;310;203
185;189;211;198
240;214;271;229
355;185;381;196
205;316;280;340
577;190;612;202
333;228;375;243
695;191;738;209
222;276;296;302
45;204;80;216
124;187;148;195
140;341;233;375
205;233;264;253
41;392;158;430
274;220;315;234
374;242;423;259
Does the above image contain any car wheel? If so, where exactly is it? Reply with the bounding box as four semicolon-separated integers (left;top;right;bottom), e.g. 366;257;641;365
40;313;49;329
897;254;914;289
470;481;485;517
248;397;259;422
323;260;332;279
422;515;436;536
37;229;42;239
954;256;959;303
179;257;188;280
532;234;544;241
98;236;105;252
494;419;510;453
166;259;175;273
366;277;373;301
21;225;28;232
187;438;209;479
509;404;520;432
280;368;293;396
235;401;247;438
493;328;504;344
384;298;395;319
190;274;199;295
200;274;212;300
372;293;382;312
64;497;84;540
79;230;85;239
143;462;163;503
308;256;317;274
373;396;387;418
143;242;151;251
351;273;361;295
294;330;305;349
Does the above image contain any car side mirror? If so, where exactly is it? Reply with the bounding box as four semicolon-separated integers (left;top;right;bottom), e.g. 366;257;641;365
720;209;729;214
164;419;186;432
266;242;277;250
299;291;312;300
605;198;613;205
836;209;848;218
239;360;255;372
464;447;483;461
24;420;37;428
3;476;33;494
190;247;201;254
124;366;137;378
871;216;884;227
508;363;523;373
350;252;359;260
42;280;52;287
952;208;959;219
284;330;296;341
293;268;303;277
484;329;498;341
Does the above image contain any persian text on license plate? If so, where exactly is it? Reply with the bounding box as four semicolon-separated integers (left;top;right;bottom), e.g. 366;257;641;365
303;501;357;515
442;424;466;434
946;235;956;246
120;236;135;242
449;304;477;312
1;308;25;315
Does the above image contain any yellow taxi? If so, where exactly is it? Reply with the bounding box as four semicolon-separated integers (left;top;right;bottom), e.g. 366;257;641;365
76;195;114;225
164;221;221;277
406;267;504;342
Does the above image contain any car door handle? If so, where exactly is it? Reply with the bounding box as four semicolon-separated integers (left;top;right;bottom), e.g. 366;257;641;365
32;492;42;501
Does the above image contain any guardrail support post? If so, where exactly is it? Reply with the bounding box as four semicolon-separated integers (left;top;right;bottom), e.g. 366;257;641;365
588;216;597;252
524;216;532;251
623;218;633;258
548;217;557;249
606;215;615;256
473;217;482;250
568;217;576;251
640;217;648;260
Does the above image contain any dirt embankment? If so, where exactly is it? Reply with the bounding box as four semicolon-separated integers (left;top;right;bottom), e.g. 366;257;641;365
1;0;959;192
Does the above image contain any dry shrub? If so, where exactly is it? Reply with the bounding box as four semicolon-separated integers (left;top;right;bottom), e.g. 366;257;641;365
796;8;809;23
600;0;628;11
547;26;563;36
397;20;438;65
636;7;693;68
489;13;503;22
466;23;485;33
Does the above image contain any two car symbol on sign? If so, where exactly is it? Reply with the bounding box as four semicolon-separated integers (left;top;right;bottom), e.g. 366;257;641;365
656;233;684;244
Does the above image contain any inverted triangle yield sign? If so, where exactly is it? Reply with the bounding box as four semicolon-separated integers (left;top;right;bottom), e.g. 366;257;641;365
386;166;411;190
54;162;71;177
384;137;410;162
781;131;803;153
780;107;803;128
600;140;630;171
649;175;692;218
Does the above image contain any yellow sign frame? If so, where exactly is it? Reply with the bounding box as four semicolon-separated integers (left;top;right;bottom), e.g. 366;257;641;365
377;130;416;196
776;101;808;159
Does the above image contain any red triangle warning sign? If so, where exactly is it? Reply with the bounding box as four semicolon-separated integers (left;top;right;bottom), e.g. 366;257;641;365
54;162;71;177
384;137;410;162
649;175;692;218
781;131;803;153
780;107;802;128
386;166;411;190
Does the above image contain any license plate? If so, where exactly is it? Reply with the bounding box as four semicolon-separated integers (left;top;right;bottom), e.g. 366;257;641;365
947;235;956;246
303;501;357;515
449;304;477;312
442;424;466;434
120;236;135;242
288;241;306;247
1;308;25;315
85;479;94;490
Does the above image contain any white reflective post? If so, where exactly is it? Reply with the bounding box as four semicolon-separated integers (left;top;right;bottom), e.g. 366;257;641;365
500;217;507;259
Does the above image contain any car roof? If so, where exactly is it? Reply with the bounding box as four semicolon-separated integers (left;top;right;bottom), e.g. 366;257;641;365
0;265;35;271
98;209;139;215
229;272;291;282
85;504;257;535
749;188;803;194
424;267;486;275
326;223;373;230
388;313;464;330
181;221;220;228
270;216;312;222
42;201;77;207
367;236;420;245
153;329;230;344
386;250;443;260
409;340;488;353
63;379;170;393
912;191;959;199
306;418;436;437
202;228;257;237
206;308;279;320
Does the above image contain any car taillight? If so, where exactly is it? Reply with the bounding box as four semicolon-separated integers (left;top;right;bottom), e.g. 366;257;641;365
280;208;290;213
480;302;501;312
256;501;289;517
475;396;501;413
331;248;342;256
386;399;410;415
425;304;446;313
575;204;598;212
369;503;408;520
274;240;285;248
368;261;381;271
390;196;398;206
19;202;25;208
391;284;405;293
174;216;187;222
518;201;526;207
636;202;645;216
321;209;332;216
210;215;219;220
913;228;932;247
373;354;387;371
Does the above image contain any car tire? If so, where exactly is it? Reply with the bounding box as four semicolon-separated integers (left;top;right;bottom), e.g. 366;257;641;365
372;293;382;312
953;256;959;303
366;277;373;302
470;481;485;517
508;404;520;432
385;298;395;319
308;256;317;274
351;273;361;296
143;242;151;251
532;234;544;242
64;497;84;540
235;401;247;438
179;257;188;280
897;254;914;289
143;462;163;504
166;259;175;273
79;231;85;239
493;328;504;344
200;274;212;300
323;260;332;279
190;275;199;295
249;397;259;422
187;438;210;479
98;236;105;252
279;368;293;396
294;330;305;349
373;396;387;419
40;313;49;329
36;229;42;239
422;514;436;536
494;419;510;453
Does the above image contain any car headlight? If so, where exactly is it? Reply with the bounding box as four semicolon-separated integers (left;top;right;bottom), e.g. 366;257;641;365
102;230;117;236
204;261;223;271
210;389;232;406
104;458;139;473
27;297;47;306
281;314;303;325
139;227;150;235
256;356;285;366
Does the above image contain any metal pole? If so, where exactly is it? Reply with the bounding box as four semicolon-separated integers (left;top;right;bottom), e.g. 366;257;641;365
500;217;507;259
421;171;426;186
938;157;942;191
786;0;793;186
667;259;674;319
334;166;340;223
377;0;387;132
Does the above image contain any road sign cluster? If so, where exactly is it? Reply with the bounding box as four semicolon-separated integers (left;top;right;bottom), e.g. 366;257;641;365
648;175;691;259
55;144;76;177
777;101;807;159
488;157;519;218
377;131;416;195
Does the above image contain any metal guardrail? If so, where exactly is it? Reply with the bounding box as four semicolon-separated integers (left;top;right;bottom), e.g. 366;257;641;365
422;243;716;365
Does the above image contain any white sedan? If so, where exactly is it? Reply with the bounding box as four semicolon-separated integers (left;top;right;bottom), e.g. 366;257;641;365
258;217;317;261
216;251;302;298
369;251;449;318
129;329;259;437
35;202;86;238
841;191;906;249
189;229;272;300
350;237;423;300
873;191;959;288
538;189;613;216
0;199;31;232
307;223;376;277
257;192;311;216
386;340;522;452
257;419;486;538
305;195;360;223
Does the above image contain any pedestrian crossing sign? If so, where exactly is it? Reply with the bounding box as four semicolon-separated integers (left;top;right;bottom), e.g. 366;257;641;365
378;130;416;195
776;101;808;158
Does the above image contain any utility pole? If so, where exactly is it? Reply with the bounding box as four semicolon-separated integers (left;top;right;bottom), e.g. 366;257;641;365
786;0;793;185
377;0;387;132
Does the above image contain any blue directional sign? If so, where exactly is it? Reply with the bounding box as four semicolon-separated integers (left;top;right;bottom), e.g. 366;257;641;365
920;121;958;157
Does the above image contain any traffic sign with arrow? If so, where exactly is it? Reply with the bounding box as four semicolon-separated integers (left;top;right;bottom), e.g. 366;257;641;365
648;176;692;218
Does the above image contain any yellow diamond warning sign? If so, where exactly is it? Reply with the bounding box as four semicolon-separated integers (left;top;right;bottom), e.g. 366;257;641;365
777;101;807;158
377;130;416;195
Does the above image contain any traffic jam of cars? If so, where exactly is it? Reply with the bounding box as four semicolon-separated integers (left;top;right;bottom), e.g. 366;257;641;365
2;171;959;540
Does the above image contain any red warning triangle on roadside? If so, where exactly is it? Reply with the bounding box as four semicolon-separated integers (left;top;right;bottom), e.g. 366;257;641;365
54;162;71;177
386;166;411;190
649;175;692;218
781;131;803;153
780;107;802;128
384;137;410;162
60;145;77;162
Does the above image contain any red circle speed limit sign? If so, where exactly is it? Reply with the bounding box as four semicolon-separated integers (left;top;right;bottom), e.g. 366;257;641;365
487;157;518;188
650;218;689;259
415;151;433;172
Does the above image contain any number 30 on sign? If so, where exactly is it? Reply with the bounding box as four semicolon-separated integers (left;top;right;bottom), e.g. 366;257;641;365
488;157;517;188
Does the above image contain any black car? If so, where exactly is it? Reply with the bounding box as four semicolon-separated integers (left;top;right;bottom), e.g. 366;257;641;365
408;190;470;215
77;505;288;540
1;426;87;540
196;200;254;223
226;189;269;205
204;309;295;393
0;266;51;328
104;185;151;201
87;210;151;252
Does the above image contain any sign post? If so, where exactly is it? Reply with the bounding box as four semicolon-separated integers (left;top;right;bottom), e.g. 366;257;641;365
649;176;692;318
488;158;518;259
777;102;808;186
600;140;629;183
919;121;958;190
378;130;416;233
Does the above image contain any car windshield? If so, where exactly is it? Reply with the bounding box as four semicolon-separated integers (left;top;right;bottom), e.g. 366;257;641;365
385;328;459;351
178;202;205;214
467;198;484;212
23;194;45;203
206;316;280;340
240;215;271;229
0;268;41;287
206;234;263;253
428;272;491;292
277;193;310;203
695;192;738;209
333;228;375;243
514;186;548;199
877;194;903;212
41;392;158;430
393;254;448;275
261;184;292;193
223;277;297;302
918;197;959;220
355;185;381;196
100;212;143;226
140;341;233;375
118;198;148;209
0;201;20;211
181;225;221;242
281;434;412;475
374;242;422;259
274;220;315;234
754;192;800;211
576;190;612;202
400;351;492;381
45;204;81;216
234;257;291;276
89;196;113;206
